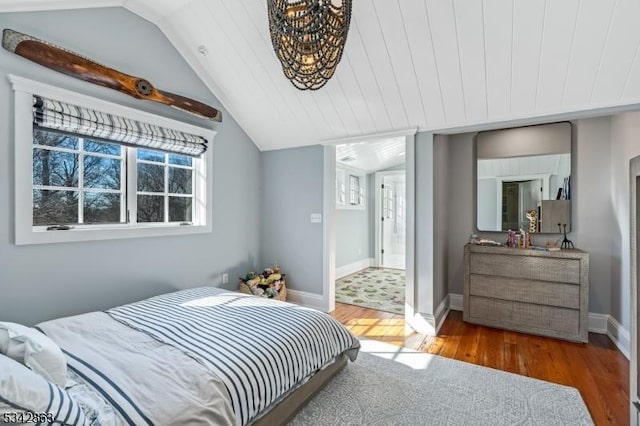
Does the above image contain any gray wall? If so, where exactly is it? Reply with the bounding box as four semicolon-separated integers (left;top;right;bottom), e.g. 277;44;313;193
572;118;614;319
445;117;617;320
335;174;372;268
447;133;477;302
433;135;450;311
477;179;498;230
414;132;435;315
260;146;324;294
609;111;640;331
477;122;571;158
0;8;261;325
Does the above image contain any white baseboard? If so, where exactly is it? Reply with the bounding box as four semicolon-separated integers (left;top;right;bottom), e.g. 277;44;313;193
335;258;374;279
411;295;453;335
446;293;630;359
286;289;326;311
449;293;463;311
433;295;450;334
407;312;437;335
588;313;609;334
608;315;631;360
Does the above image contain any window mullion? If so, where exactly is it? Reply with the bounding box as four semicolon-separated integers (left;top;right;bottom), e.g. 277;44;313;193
78;138;84;224
127;148;138;224
121;145;127;223
164;155;169;223
32;144;78;155
190;160;196;223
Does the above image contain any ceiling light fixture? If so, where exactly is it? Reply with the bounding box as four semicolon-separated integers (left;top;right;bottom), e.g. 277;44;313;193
267;0;352;90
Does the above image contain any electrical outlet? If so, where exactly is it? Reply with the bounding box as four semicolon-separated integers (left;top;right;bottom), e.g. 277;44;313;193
222;273;229;284
310;213;322;223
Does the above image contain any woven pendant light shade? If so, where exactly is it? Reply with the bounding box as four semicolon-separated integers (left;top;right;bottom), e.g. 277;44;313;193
268;0;352;90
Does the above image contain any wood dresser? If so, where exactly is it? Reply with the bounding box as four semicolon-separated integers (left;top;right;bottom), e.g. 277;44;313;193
463;244;589;342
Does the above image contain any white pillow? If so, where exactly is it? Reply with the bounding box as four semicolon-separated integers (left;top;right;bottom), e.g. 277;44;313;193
0;322;67;387
0;355;88;425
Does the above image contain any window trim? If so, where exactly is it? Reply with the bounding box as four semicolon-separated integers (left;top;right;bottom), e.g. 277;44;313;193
336;168;346;205
10;75;216;245
348;175;360;205
32;134;127;226
336;164;366;210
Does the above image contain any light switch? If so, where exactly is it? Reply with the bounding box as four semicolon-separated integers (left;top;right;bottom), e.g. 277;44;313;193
310;213;322;223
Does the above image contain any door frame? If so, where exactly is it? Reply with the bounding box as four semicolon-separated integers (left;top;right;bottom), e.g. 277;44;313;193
374;170;406;268
322;128;417;317
630;155;640;425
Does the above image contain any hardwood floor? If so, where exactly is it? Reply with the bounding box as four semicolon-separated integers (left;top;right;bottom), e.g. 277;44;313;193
330;303;630;426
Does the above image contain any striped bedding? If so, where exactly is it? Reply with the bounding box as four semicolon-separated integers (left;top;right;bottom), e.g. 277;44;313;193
107;287;359;425
38;287;359;425
0;354;88;426
40;310;236;425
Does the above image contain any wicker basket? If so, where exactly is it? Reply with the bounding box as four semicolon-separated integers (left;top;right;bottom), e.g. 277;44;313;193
238;279;287;302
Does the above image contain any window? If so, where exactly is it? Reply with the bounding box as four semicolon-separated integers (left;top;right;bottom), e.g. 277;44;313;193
336;168;346;205
349;175;360;205
397;195;404;221
336;165;365;209
136;149;194;223
33;130;125;226
11;75;215;245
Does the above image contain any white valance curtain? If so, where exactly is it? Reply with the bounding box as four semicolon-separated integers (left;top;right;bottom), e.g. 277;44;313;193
32;96;208;157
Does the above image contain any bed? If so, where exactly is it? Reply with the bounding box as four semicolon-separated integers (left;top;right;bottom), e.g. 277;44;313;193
0;287;360;425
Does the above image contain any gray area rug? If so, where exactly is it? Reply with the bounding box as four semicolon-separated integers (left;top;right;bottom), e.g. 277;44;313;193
335;268;405;314
290;340;593;425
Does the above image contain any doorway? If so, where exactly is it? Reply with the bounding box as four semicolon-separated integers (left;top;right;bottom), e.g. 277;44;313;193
332;138;407;314
501;179;543;231
501;181;520;230
631;156;640;423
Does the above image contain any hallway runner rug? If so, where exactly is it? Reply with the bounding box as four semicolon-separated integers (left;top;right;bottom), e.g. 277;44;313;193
335;267;405;315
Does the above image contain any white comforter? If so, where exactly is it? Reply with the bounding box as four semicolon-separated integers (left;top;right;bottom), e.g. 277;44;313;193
37;287;359;425
39;311;236;425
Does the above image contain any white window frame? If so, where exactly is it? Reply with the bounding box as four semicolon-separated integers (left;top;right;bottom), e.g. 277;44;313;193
336;164;366;210
336;168;346;206
10;75;215;245
32;134;127;225
132;150;196;224
349;175;360;205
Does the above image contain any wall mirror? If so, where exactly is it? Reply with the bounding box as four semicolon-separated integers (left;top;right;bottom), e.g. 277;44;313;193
476;122;572;233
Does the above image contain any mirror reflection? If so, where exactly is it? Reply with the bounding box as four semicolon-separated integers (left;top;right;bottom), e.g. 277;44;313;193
476;122;571;233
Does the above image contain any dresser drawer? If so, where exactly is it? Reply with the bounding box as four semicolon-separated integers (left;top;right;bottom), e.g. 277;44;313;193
469;274;580;309
468;296;579;335
469;253;581;284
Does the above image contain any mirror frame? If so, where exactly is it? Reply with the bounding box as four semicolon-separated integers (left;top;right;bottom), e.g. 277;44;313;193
475;122;573;234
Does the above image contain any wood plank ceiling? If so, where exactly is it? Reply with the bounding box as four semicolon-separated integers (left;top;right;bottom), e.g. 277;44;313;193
1;0;639;151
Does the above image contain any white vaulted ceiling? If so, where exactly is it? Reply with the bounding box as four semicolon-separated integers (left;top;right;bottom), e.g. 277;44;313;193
1;0;640;151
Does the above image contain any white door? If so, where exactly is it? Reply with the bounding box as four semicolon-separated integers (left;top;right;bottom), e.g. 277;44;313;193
380;175;406;269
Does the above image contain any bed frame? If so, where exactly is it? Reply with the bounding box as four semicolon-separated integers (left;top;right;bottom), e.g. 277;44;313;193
253;354;349;425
